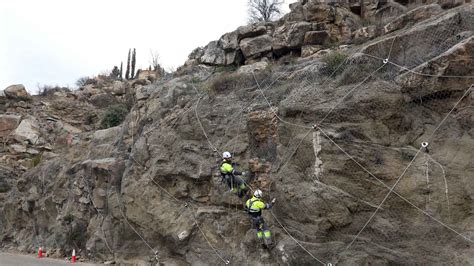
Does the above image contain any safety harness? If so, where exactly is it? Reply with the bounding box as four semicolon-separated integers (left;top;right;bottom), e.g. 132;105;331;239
247;198;263;217
220;160;234;184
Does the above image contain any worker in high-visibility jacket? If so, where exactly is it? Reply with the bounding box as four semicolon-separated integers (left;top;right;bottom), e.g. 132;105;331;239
245;189;276;248
219;151;247;198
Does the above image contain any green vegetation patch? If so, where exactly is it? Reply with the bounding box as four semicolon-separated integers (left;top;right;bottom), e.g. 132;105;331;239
100;104;129;129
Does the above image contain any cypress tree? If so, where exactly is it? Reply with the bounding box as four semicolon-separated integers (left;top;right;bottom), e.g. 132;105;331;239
119;62;123;80
125;49;131;80
131;48;136;79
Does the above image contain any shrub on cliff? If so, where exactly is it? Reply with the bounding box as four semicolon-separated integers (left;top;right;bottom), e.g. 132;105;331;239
100;104;128;129
321;51;348;76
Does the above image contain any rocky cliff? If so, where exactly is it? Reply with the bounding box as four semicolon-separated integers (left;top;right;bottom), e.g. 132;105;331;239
1;1;473;265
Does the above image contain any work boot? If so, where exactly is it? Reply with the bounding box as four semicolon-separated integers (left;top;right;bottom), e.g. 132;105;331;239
263;237;274;249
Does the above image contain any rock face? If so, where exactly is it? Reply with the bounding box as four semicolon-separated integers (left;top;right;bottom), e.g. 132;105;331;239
0;114;21;138
272;22;313;55
1;3;474;266
383;4;443;34
12;118;40;144
360;4;473;69
396;35;474;96
304;30;331;45
4;84;30;100
240;35;273;58
185;1;471;71
200;41;226;65
186;1;362;66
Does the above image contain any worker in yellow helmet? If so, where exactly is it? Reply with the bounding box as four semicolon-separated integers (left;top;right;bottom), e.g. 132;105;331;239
219;151;248;198
245;189;276;248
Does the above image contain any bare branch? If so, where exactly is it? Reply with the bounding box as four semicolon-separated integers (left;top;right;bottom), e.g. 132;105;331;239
248;0;283;23
149;50;160;71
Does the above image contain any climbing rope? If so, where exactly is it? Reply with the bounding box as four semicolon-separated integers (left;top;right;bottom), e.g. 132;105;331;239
317;127;473;244
120;26;474;264
343;146;424;252
249;52;474;262
145;172;231;265
81;174;114;255
359;52;474;79
315;62;387;126
270;211;328;265
194;94;220;154
252;72;330;264
114;189;159;259
427;85;473;140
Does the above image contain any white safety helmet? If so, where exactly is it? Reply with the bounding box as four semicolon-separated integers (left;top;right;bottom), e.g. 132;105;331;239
222;151;232;159
254;189;263;198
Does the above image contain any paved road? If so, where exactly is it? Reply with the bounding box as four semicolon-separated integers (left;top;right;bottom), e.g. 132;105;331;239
0;252;98;266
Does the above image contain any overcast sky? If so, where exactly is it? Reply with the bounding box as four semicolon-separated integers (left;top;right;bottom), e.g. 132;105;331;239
0;0;294;92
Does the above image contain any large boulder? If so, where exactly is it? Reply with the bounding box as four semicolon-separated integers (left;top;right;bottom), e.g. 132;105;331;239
12;118;40;144
383;4;443;34
199;41;233;65
237;24;268;40
240;35;273;59
0;114;21;138
272;22;313;55
93;126;122;144
302;2;335;22
304;30;331;45
4;84;30;100
396;36;474;97
219;31;239;51
360;4;473;69
237;59;269;74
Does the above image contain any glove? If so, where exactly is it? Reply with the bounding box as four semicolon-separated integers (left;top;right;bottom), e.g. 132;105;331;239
271;198;276;204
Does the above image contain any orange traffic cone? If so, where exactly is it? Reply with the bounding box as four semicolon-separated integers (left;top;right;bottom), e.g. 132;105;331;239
37;247;43;258
71;249;76;263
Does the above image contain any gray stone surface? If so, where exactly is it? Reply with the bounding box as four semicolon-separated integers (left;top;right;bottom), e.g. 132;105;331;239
0;3;473;266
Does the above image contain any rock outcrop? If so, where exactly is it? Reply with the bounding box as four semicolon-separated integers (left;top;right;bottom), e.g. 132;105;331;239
185;1;473;69
12;118;40;144
1;2;473;266
187;0;364;66
0;114;21;138
4;84;30;100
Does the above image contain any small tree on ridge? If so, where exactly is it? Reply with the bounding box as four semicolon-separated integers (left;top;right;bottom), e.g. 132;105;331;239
131;48;136;79
248;0;283;23
125;49;131;80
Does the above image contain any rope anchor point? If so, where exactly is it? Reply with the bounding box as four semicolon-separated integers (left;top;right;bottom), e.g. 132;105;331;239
383;58;389;64
421;142;429;148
